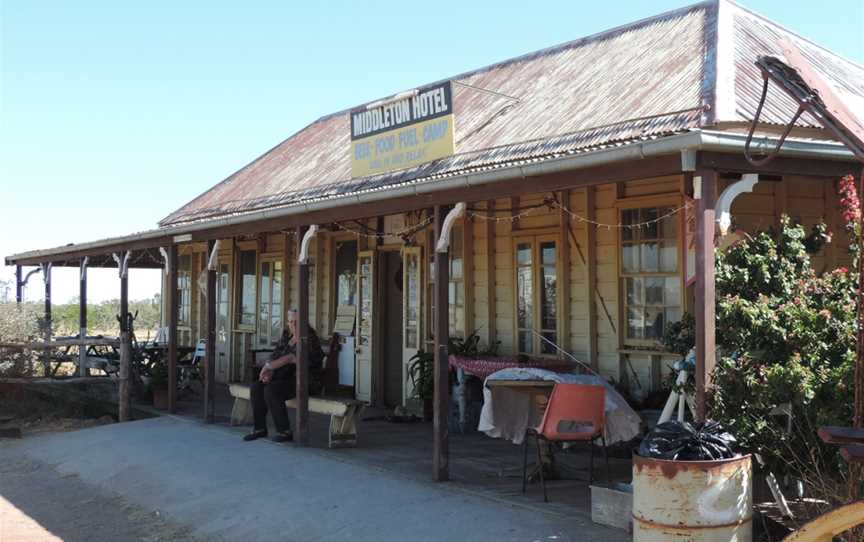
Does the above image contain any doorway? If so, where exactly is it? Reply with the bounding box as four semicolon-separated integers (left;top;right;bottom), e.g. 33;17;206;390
381;251;404;407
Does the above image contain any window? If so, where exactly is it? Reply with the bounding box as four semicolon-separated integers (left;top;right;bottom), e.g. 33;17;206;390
258;260;283;346
237;250;257;328
448;224;465;338
515;237;558;355
178;254;192;326
621;207;681;343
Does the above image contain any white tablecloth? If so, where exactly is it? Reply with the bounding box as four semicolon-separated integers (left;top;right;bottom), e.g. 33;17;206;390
477;367;642;445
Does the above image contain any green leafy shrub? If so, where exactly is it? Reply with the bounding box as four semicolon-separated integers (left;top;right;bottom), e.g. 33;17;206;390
707;213;857;504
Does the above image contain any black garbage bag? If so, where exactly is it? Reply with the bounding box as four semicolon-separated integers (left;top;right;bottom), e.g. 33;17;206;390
638;420;738;461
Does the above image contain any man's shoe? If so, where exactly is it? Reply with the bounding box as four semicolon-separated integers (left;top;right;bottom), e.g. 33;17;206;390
243;430;267;442
270;431;293;443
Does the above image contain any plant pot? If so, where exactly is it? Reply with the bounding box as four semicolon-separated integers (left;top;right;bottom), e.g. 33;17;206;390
152;387;170;410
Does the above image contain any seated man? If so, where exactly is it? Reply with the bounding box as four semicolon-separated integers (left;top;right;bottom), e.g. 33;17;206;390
243;309;324;443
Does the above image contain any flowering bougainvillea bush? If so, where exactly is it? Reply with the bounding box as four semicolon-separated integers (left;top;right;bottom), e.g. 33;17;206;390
707;175;860;505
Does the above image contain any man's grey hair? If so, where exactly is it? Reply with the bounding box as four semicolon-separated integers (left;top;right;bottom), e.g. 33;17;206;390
286;309;299;319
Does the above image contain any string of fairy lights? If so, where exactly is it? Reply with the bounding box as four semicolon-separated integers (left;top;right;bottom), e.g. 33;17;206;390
278;194;693;240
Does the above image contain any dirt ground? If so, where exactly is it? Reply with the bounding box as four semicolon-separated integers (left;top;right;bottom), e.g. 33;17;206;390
0;453;204;541
0;392;208;541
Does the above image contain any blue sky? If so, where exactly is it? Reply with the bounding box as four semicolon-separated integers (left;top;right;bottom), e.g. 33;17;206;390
2;0;862;303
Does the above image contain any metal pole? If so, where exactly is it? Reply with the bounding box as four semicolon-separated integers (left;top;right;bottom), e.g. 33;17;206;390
296;225;310;445
433;205;450;481
119;262;131;422
167;245;179;413
695;170;717;422
204;240;217;423
79;259;88;377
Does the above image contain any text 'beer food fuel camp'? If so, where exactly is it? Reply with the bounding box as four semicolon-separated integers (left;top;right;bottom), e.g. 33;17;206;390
350;81;455;178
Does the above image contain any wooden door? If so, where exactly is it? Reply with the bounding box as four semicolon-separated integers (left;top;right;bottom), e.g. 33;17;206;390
402;246;423;405
355;250;375;402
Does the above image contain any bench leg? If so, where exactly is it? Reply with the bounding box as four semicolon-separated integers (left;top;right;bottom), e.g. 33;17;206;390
230;397;254;426
328;405;363;448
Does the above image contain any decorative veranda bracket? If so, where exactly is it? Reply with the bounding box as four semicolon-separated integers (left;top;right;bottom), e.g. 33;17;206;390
207;239;221;271
716;174;760;235
159;247;170;276
435;202;466;253
298;225;319;264
112;251;131;279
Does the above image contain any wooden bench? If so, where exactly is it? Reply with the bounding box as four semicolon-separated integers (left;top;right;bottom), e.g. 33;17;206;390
228;383;364;448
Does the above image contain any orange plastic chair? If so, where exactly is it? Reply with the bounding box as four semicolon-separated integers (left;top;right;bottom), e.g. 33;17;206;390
521;383;609;502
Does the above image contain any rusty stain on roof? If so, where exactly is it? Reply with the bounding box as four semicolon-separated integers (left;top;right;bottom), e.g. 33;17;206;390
156;0;863;227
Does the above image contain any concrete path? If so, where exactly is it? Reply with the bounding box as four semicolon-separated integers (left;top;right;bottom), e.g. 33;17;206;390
0;417;630;542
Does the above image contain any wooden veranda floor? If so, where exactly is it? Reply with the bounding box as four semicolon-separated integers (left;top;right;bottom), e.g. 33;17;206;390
167;383;633;518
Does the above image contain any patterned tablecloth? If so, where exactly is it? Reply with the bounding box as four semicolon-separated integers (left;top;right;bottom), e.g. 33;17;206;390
448;354;574;380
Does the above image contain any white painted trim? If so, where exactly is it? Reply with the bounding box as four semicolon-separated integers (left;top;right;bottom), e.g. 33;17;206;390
298;225;319;264
716;173;759;234
434;202;466;253
713;0;737;122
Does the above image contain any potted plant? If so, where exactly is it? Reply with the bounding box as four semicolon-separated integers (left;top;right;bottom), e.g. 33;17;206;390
407;350;434;420
149;359;170;410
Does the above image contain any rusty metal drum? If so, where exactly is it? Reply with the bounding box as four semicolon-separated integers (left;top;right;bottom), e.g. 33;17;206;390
632;454;752;541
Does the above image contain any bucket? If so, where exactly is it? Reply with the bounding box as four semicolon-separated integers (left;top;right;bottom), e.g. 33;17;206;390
632;454;752;541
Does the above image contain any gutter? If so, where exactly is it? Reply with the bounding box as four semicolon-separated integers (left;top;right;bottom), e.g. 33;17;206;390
5;130;855;265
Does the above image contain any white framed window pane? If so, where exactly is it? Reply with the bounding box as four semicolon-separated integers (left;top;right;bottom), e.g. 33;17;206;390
626;277;643;306
627;307;644;340
645;277;664;305
623;243;639;273
541;265;556;330
517;243;532;265
540;332;557;354
541;242;556;265
665;307;682;326
644;308;665;340
641;243;659;272
660;242;677;272
517;267;533;329
665;277;681;307
622;209;639;241
518;331;533;354
662;211;678;240
642;208;659;238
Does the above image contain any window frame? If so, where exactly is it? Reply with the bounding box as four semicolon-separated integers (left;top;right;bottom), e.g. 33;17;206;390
512;233;561;357
177;253;192;328
617;199;684;348
448;222;465;339
235;248;258;332
257;256;284;347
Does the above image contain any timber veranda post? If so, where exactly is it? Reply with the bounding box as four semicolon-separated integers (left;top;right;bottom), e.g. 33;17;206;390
119;259;131;422
205;240;217;423
78;259;88;377
15;265;22;304
296;225;310;445
433;205;450;482
167;245;179;413
694;169;717;422
43;263;52;377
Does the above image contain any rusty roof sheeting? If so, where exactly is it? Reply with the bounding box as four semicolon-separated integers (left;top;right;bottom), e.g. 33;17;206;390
722;1;864;127
160;3;711;226
158;0;863;227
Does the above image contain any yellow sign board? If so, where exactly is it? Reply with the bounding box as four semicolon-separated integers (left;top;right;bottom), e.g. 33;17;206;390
350;82;455;178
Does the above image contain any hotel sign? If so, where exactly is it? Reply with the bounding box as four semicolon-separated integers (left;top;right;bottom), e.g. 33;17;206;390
350;81;455;178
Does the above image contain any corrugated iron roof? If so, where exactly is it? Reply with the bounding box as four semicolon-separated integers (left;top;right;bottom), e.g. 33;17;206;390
157;0;863;227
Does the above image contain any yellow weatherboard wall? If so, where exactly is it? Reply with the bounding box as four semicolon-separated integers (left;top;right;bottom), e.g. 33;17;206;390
351;114;455;178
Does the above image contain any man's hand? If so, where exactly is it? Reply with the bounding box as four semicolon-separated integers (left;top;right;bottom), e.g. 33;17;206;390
259;366;273;383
